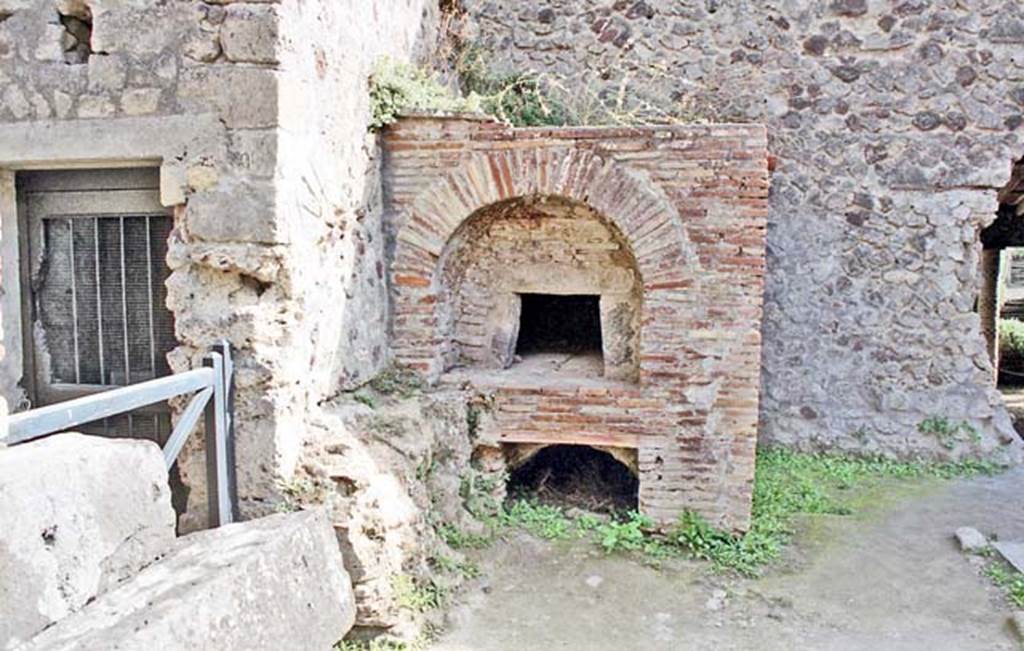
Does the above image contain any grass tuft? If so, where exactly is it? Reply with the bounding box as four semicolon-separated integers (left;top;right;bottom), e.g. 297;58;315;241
480;448;1003;576
984;561;1024;608
392;574;447;613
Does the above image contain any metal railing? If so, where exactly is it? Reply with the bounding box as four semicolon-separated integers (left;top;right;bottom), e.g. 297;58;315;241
2;342;237;527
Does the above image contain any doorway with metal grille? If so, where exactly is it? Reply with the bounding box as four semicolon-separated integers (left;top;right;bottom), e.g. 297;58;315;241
17;168;176;445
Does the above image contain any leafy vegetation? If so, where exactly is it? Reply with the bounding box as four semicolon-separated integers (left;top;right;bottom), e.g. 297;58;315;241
984;561;1024;608
457;46;565;127
369;58;481;130
455;43;721;127
369;43;719;131
335;638;429;651
353;392;376;409
458;468;503;518
368;364;423;399
999;318;1024;356
435;522;491;550
430;553;481;579
917;416;981;450
449;448;1002;577
391;574;448;613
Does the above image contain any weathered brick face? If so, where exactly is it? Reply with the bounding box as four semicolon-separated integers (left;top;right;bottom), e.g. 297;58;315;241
383;116;769;530
440;196;641;379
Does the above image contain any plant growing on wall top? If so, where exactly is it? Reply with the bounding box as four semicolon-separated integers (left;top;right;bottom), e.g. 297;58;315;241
368;57;482;130
368;46;725;130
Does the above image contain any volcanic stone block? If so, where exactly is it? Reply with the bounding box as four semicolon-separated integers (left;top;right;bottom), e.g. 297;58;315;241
21;509;355;651
0;434;176;648
994;541;1024;574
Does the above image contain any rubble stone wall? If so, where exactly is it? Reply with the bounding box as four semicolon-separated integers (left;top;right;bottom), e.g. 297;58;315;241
464;0;1024;462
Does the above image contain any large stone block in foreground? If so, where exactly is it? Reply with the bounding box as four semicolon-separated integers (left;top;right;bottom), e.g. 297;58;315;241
0;434;176;648
22;509;355;651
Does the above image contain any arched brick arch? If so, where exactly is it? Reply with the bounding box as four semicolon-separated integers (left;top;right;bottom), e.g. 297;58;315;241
389;146;695;379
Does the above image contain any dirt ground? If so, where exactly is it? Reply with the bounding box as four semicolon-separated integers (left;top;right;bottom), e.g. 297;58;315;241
433;468;1024;651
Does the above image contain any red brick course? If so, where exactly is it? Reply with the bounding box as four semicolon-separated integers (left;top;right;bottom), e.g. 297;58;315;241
383;115;769;531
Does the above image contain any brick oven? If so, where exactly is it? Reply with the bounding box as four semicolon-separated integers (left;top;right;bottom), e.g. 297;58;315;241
383;115;769;530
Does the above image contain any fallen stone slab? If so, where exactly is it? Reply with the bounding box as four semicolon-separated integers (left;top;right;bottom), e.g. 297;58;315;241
993;541;1024;574
0;434;175;649
22;509;356;651
954;526;989;553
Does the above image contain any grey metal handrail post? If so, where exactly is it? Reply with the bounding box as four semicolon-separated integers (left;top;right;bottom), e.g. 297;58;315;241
203;348;234;528
4;342;237;529
213;341;238;523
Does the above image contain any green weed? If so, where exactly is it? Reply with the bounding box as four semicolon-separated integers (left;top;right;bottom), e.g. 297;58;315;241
984;561;1024;608
435;522;492;550
368;364;423;399
392;574;447;613
999;318;1024;356
335;637;429;651
492;449;1002;576
353;393;376;409
497;500;573;540
917;416;981;449
431;553;481;579
458;468;505;518
368;58;481;130
415;455;436;482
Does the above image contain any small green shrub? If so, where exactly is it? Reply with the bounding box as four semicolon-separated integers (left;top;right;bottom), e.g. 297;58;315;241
369;57;481;130
498;500;574;540
435;522;492;550
458;468;504;518
999;318;1024;356
336;637;429;651
368;364;423;399
492;449;1002;576
984;561;1024;608
353;393;376;409
917;416;981;450
455;45;566;127
594;512;674;557
392;574;447;612
431;553;481;579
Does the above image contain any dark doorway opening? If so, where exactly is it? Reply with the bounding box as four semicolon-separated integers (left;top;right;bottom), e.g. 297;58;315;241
516;294;602;356
983;159;1024;441
507;445;638;514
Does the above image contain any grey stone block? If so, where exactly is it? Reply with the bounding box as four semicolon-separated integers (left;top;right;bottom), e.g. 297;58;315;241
0;434;176;649
954;526;989;553
22;509;355;651
994;541;1024;574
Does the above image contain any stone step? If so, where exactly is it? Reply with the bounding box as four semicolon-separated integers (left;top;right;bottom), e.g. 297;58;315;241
20;509;355;651
0;434;176;649
994;541;1024;574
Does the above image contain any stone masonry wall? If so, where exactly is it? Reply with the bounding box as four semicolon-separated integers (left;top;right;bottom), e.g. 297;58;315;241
0;0;439;529
0;0;285;527
464;0;1024;462
0;0;474;637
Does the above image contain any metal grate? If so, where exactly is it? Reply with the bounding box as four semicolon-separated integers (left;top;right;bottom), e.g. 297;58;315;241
38;214;174;386
34;214;176;443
